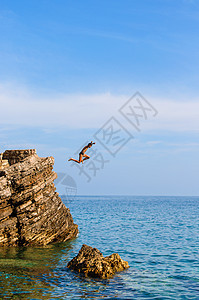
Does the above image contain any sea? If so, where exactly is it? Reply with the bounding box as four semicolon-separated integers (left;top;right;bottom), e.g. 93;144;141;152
0;196;198;299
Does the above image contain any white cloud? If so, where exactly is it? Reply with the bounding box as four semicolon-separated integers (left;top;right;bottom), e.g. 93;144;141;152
0;83;199;132
149;98;199;132
0;83;125;129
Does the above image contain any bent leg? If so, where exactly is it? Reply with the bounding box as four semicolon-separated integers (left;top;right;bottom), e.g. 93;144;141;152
82;154;90;162
68;154;83;164
68;158;80;163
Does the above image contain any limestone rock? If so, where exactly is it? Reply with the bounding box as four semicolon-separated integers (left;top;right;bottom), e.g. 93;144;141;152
67;244;129;279
0;150;78;246
2;149;37;166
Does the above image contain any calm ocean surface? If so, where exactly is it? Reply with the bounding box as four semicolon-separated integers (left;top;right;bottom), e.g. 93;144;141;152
0;196;198;299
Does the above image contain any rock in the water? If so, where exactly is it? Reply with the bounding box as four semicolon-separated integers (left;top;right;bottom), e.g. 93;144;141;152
67;244;129;279
0;149;78;246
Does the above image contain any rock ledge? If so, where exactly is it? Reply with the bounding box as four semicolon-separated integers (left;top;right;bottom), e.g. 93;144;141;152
67;244;129;279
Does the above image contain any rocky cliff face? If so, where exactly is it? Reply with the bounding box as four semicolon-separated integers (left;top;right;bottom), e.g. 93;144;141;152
0;150;78;246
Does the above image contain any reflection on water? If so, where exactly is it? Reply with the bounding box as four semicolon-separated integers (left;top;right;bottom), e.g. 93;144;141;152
0;242;110;299
0;242;74;299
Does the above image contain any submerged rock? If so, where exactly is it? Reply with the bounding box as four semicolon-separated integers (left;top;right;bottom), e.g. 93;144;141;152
0;149;78;246
67;244;129;279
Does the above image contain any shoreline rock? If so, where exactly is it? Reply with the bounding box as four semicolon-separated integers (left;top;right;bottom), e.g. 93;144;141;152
67;244;129;279
0;149;78;246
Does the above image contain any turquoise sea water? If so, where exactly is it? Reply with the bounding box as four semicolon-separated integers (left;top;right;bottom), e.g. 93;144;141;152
0;196;199;299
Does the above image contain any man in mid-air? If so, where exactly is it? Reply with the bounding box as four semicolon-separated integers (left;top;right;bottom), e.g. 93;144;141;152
68;141;95;164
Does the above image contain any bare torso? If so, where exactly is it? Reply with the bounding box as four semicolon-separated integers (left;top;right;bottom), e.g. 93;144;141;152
80;145;89;155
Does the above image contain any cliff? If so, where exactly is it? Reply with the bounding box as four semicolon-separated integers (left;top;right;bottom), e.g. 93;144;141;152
0;150;78;246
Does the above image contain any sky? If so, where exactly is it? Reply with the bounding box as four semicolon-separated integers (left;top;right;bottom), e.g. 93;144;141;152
0;0;199;196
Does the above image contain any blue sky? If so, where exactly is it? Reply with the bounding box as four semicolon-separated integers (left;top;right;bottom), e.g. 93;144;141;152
0;0;199;195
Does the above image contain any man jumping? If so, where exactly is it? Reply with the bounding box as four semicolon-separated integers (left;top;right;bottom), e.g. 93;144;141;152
68;141;95;164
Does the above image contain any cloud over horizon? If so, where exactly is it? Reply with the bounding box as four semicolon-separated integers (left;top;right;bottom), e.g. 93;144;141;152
0;83;199;133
